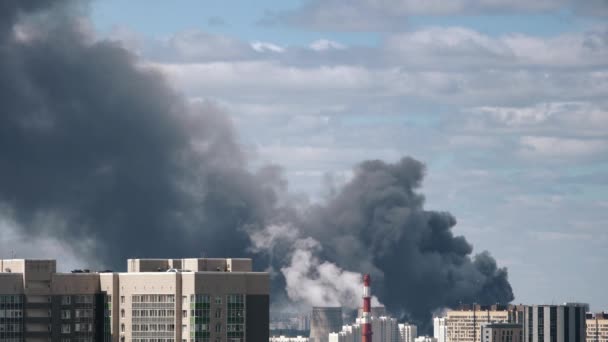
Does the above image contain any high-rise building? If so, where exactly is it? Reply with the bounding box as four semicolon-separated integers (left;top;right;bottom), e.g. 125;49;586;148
434;317;447;342
522;304;587;342
0;259;106;342
585;312;608;342
438;304;522;342
0;257;269;342
399;323;417;342
481;323;522;342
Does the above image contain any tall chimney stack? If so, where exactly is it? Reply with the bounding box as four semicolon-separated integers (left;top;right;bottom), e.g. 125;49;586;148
362;274;372;342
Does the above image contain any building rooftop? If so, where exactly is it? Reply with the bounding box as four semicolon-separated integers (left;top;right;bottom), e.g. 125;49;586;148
0;257;256;275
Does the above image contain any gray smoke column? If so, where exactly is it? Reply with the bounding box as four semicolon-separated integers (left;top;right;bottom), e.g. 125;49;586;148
0;1;514;329
251;158;513;330
294;158;514;329
0;0;283;267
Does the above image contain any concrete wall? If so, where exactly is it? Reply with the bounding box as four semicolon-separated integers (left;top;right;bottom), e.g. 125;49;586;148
0;273;23;293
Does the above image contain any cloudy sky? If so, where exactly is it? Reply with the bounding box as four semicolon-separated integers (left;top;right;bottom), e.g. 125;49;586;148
87;1;608;309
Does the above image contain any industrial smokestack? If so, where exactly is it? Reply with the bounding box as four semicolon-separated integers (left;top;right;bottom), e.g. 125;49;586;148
309;307;343;342
362;274;372;342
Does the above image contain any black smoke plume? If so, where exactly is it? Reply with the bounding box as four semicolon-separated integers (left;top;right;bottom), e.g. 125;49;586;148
0;0;513;327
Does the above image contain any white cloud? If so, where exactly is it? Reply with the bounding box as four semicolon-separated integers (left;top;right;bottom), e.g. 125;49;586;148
519;136;608;159
385;27;608;68
251;41;285;53
470;102;608;136
261;0;600;31
309;39;346;51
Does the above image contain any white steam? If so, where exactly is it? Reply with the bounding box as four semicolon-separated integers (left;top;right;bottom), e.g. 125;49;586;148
250;223;382;309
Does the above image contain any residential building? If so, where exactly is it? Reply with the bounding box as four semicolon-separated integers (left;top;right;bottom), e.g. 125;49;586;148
481;323;522;342
585;312;608;342
439;304;522;342
399;323;417;342
434;317;447;342
0;258;269;342
522;304;587;342
0;259;105;342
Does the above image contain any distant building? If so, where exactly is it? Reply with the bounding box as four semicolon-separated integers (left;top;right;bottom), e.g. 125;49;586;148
328;324;361;342
328;316;398;342
481;323;522;342
416;336;438;342
522;304;587;342
439;304;521;342
434;317;448;342
586;312;608;342
0;257;269;342
399;323;418;342
270;335;310;342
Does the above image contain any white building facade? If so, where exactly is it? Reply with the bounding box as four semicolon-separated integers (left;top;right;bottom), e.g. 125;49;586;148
399;323;418;342
434;317;448;342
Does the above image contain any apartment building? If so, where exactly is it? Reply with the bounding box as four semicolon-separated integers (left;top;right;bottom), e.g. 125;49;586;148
399;323;417;342
481;323;522;342
0;257;269;342
438;305;522;342
434;317;447;342
522;304;587;342
0;259;106;342
585;312;608;342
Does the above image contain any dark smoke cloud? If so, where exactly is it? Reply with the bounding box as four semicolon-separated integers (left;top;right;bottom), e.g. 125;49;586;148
0;1;513;327
0;0;282;267
257;158;514;329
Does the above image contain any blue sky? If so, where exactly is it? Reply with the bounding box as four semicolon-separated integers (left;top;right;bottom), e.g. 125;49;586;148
89;0;608;311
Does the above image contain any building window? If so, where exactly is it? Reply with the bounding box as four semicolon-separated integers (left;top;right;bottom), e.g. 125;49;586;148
61;324;71;334
61;296;71;305
226;294;245;339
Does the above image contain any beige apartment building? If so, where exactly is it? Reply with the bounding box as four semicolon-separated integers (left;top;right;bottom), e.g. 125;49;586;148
586;312;608;342
481;323;522;342
440;305;522;342
0;258;269;342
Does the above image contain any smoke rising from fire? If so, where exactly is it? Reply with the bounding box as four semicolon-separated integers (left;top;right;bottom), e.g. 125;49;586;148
0;0;513;327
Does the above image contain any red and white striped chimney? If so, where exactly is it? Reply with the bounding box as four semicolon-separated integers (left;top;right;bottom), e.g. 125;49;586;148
362;274;372;342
